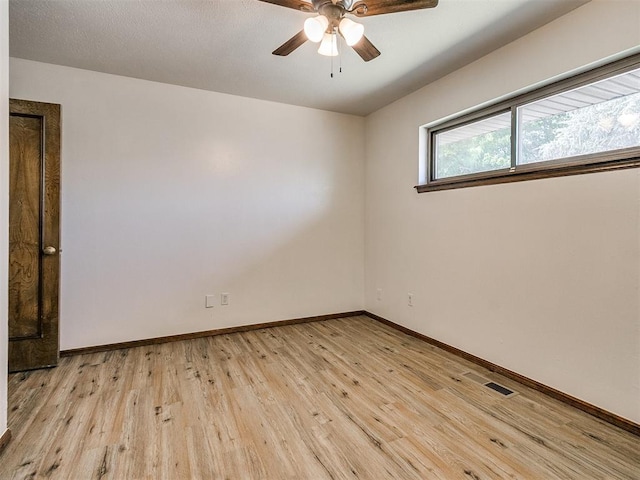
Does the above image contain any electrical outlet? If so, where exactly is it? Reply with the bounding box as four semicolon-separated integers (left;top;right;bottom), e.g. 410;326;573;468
205;295;215;308
221;293;230;306
408;293;414;307
376;288;382;301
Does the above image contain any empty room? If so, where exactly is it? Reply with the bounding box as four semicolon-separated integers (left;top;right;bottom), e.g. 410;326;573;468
1;0;639;478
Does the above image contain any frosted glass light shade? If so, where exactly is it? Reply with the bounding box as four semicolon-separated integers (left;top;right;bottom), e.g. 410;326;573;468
317;33;338;56
304;15;329;43
339;17;364;46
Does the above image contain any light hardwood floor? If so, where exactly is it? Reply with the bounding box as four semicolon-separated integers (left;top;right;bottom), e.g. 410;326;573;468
1;316;639;479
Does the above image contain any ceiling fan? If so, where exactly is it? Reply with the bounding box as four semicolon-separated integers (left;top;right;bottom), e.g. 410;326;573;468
259;0;439;62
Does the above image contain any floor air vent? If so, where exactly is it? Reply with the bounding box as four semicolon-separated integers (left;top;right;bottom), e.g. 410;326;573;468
462;372;518;398
485;382;517;397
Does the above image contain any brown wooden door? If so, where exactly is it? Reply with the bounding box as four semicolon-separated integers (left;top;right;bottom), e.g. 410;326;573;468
8;99;61;372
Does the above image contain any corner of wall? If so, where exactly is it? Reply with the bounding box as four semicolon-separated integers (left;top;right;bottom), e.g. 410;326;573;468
1;0;11;435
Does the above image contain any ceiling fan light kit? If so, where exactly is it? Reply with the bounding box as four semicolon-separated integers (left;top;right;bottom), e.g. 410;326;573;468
338;17;364;46
318;32;339;56
304;15;329;42
304;15;363;48
261;0;439;63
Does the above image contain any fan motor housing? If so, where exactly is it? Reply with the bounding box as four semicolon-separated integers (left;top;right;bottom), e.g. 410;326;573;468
312;0;351;28
311;0;355;10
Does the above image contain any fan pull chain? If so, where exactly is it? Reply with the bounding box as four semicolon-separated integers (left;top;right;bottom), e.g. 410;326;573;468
339;33;342;73
330;30;335;78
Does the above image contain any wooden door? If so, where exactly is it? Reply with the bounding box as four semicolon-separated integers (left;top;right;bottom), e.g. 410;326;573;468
8;99;61;372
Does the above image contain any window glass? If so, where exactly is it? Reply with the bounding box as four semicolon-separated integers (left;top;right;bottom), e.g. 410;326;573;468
434;112;511;179
518;68;640;165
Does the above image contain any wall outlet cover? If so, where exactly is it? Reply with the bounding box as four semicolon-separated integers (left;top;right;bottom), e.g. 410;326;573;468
205;295;215;308
221;293;230;306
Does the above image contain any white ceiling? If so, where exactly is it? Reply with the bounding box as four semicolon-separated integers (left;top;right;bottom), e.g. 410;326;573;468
9;0;590;116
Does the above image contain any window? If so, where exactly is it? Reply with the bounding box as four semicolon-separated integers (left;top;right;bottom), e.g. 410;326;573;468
434;111;511;179
419;54;640;192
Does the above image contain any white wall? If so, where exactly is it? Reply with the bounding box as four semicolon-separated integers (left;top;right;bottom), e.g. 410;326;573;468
9;59;365;350
0;0;9;436
365;0;640;423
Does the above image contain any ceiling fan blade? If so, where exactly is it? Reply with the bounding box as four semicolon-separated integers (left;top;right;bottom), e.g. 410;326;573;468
273;30;308;56
351;0;438;17
258;0;315;13
351;35;380;62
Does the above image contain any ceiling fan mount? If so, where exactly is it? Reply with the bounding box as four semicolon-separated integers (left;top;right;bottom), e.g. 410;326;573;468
315;2;347;25
297;1;361;15
259;0;439;62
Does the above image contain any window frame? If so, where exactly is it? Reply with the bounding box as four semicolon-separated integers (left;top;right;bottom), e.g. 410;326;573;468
418;53;640;193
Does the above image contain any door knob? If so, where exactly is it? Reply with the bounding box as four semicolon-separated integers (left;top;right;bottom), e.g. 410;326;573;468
43;246;57;255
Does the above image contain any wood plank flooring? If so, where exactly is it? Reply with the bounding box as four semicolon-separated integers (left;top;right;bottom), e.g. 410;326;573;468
1;316;639;479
